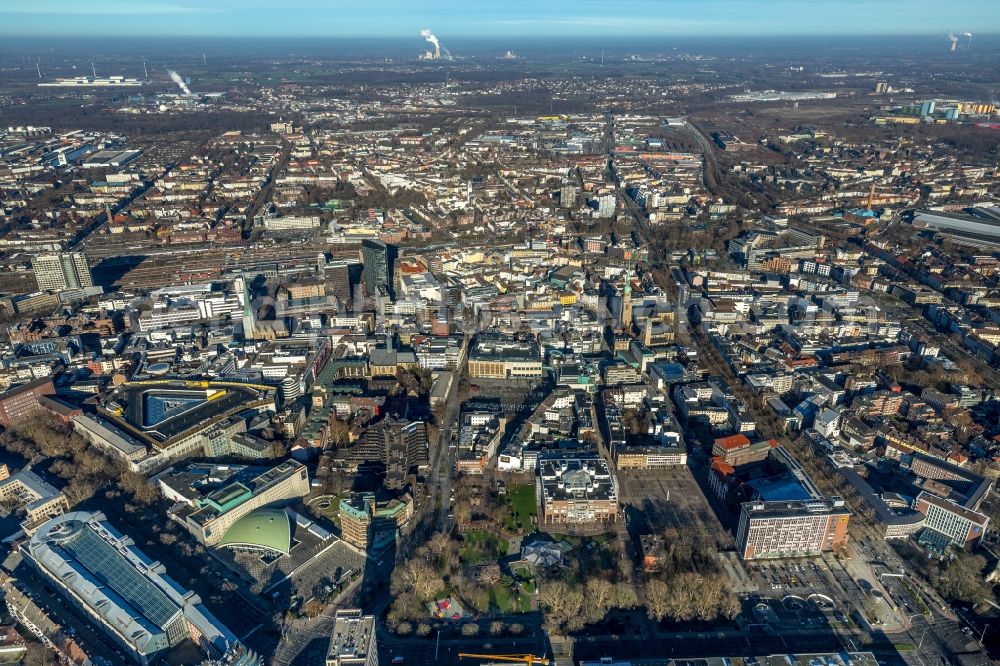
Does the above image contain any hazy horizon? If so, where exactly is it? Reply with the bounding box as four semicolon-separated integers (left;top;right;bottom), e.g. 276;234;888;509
3;33;1000;60
4;0;1000;38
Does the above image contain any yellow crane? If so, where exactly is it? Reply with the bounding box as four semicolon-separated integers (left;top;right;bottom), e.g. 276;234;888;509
457;654;549;666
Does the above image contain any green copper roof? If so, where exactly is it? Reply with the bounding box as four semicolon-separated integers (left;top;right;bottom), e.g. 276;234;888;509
203;482;253;513
218;508;291;555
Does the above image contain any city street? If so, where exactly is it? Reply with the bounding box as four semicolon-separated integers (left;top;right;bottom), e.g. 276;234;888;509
9;563;126;664
271;579;365;666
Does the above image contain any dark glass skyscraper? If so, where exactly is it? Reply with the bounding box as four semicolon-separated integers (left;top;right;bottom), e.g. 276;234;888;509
361;239;395;298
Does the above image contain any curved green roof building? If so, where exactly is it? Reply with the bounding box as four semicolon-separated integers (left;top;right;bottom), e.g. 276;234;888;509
219;508;291;555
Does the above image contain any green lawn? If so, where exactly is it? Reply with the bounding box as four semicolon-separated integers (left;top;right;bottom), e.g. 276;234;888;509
504;484;537;533
460;531;508;564
513;568;536;594
491;583;531;613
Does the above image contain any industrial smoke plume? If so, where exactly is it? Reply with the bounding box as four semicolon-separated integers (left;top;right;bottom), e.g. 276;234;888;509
167;69;192;96
420;29;442;59
947;31;973;51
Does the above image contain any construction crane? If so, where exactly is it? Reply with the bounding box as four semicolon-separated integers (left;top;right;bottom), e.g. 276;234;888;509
457;654;549;666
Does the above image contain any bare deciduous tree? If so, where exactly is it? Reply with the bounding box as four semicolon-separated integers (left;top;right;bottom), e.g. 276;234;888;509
477;563;502;587
452;500;472;526
392;559;444;602
538;581;585;633
644;579;671;621
427;532;451;562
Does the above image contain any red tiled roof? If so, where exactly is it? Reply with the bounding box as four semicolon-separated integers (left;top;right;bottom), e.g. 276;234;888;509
714;433;751;450
710;457;736;476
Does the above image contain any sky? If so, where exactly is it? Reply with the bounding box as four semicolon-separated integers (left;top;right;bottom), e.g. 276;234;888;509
3;0;999;38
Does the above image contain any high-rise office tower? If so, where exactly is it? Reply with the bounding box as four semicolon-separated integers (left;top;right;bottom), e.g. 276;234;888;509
32;252;93;291
354;417;428;490
620;265;634;334
361;239;395;298
325;259;363;305
560;184;579;208
596;194;617;218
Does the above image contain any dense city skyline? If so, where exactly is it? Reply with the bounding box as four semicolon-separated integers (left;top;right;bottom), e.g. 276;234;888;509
2;3;1000;665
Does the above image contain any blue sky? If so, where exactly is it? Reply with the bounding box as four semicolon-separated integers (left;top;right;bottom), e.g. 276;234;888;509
4;0;999;37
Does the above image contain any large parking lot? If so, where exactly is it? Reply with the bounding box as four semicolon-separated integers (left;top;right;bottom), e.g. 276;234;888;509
744;553;908;632
737;559;862;640
617;467;724;538
747;558;833;595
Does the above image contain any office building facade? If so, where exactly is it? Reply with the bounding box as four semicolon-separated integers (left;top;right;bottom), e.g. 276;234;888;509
326;609;378;666
915;491;989;548
338;492;414;551
467;334;543;380
0;377;56;428
32;252;93;292
360;418;428;490
0;467;69;534
712;434;775;467
737;499;850;560
159;460;310;547
361;239;395;298
539;452;619;528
